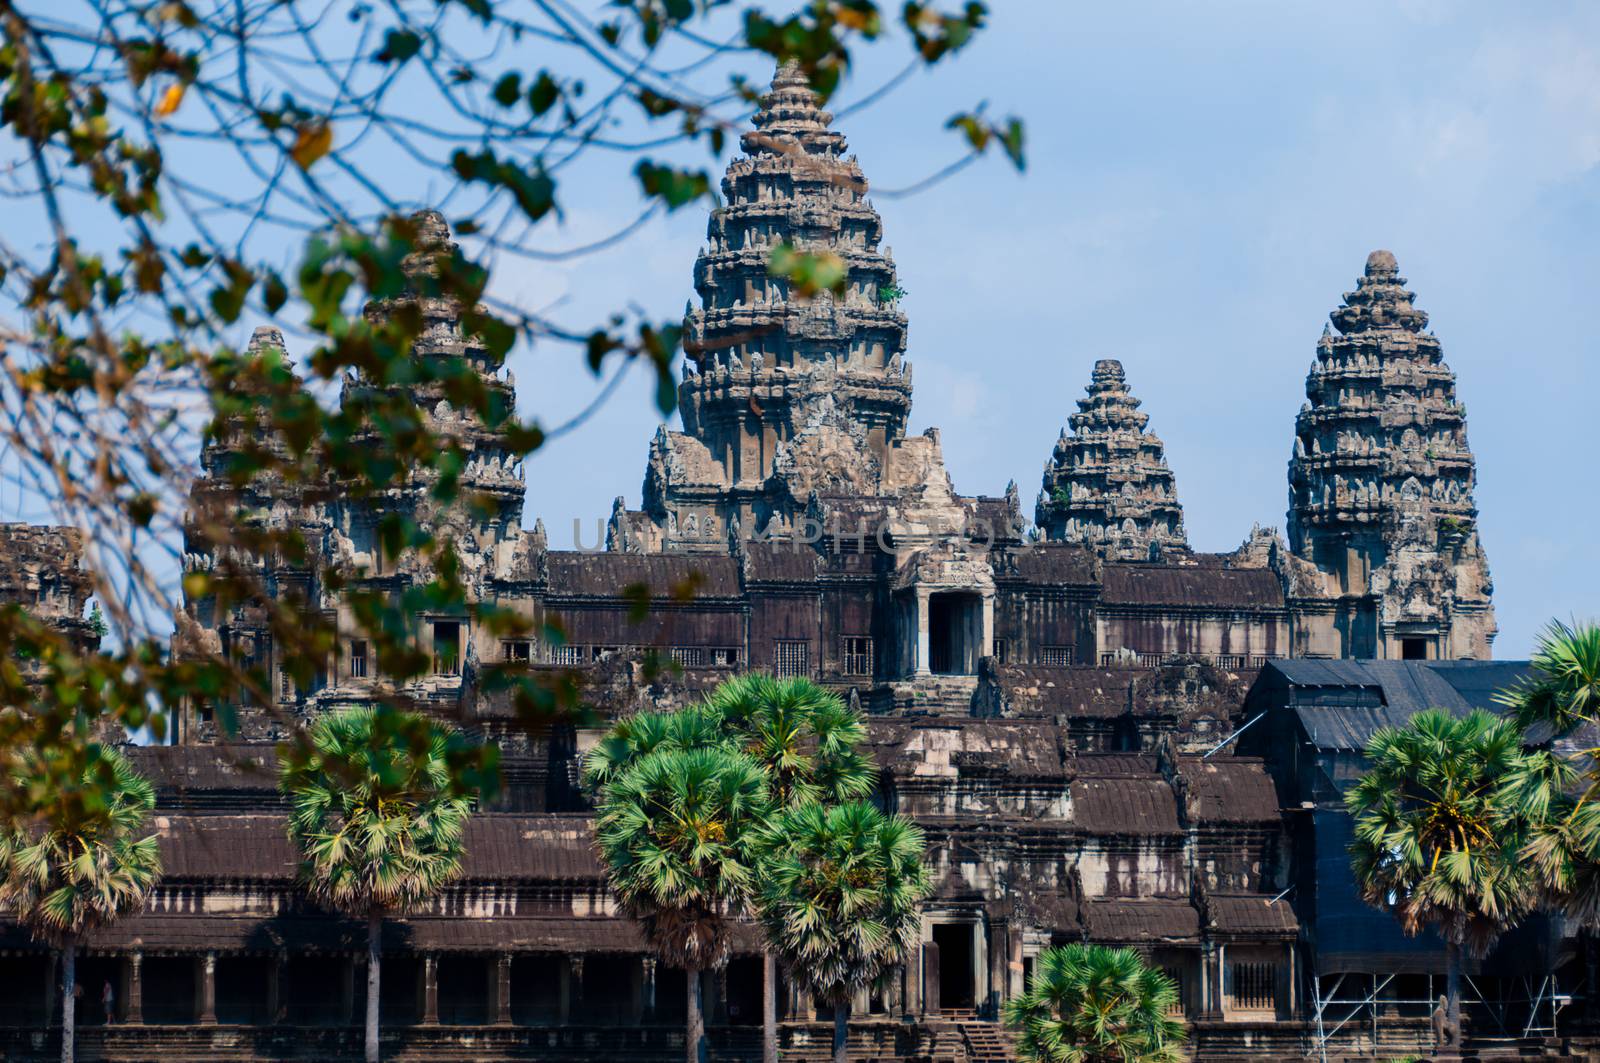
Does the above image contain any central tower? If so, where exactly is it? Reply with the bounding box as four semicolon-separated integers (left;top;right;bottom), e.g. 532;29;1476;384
639;62;914;550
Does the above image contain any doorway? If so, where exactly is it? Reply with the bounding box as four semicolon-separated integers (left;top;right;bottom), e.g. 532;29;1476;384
931;924;975;1011
1401;637;1428;660
929;593;981;675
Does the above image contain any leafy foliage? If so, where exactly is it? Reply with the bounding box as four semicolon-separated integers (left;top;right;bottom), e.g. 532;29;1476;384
704;674;876;807
755;800;927;1006
1498;621;1600;922
583;675;875;808
1002;943;1185;1063
0;0;1022;830
1345;708;1537;955
592;745;770;972
281;707;483;916
0;746;161;944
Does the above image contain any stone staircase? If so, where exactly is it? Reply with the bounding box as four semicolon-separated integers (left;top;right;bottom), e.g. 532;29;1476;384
889;675;979;716
960;1021;1012;1061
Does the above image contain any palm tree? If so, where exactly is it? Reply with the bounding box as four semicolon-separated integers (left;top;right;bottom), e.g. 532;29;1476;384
583;675;878;1063
707;675;876;1063
280;707;477;1063
0;746;162;1063
756;800;928;1063
1001;943;1184;1063
1497;621;1600;921
593;744;770;1063
1345;708;1538;1047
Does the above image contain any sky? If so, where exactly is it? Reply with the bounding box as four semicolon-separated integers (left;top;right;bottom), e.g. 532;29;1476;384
1;2;1593;659
501;1;1600;659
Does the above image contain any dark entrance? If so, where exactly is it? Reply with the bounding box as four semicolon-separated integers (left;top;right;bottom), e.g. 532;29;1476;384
1401;637;1428;660
931;924;974;1011
929;592;981;676
724;956;762;1025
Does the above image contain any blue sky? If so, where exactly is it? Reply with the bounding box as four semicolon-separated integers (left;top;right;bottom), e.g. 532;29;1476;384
2;2;1592;658
503;1;1600;658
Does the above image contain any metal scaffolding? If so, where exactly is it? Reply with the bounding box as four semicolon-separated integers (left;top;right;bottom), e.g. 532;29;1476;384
1310;969;1571;1062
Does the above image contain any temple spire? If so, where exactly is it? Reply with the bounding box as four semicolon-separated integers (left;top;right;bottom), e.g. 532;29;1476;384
643;60;912;548
1035;359;1187;561
1287;250;1494;659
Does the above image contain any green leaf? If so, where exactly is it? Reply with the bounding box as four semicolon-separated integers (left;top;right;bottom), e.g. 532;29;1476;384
528;72;560;116
376;29;423;64
262;271;288;315
491;73;521;108
634;161;709;210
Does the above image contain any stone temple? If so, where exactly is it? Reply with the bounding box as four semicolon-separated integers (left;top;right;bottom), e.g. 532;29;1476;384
8;64;1589;1063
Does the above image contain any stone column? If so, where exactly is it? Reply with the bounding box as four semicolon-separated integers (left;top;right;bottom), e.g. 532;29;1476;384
421;954;439;1025
558;957;571;1023
630;958;645;1024
905;943;922;1018
568;956;584;1022
44;954;57;1025
986;919;1007;1018
493;953;512;1026
124;952;144;1025
710;966;729;1024
339;955;354;1026
266;953;284;1025
1007;924;1025;1002
914;588;931;676
198;951;218;1024
641;958;657;1023
981;593;995;661
921;941;940;1016
1200;942;1224;1020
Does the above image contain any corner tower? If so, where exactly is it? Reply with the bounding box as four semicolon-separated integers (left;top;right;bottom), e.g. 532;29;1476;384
1287;251;1494;660
639;62;913;550
1035;359;1187;561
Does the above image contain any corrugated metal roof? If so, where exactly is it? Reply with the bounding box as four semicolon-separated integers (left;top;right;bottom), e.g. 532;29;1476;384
1264;659;1534;751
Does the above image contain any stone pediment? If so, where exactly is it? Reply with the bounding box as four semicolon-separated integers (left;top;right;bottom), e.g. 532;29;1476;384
892;543;997;594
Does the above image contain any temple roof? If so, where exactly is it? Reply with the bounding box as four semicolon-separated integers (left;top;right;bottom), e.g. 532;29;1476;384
1100;564;1284;610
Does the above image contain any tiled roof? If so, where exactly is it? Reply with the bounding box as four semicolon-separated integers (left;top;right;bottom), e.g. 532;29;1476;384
1100;565;1283;609
1082;899;1199;943
150;814;602;883
1070;776;1180;834
545;552;742;598
1180;757;1281;824
1207;895;1298;936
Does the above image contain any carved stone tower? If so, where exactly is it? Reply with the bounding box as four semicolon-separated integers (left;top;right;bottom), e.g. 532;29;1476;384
1286;251;1494;660
641;61;913;550
1035;359;1188;561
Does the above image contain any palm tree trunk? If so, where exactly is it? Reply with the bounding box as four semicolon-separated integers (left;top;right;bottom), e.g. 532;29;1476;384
366;908;381;1063
1446;939;1462;1051
762;951;777;1063
832;998;849;1063
686;965;704;1063
60;934;76;1063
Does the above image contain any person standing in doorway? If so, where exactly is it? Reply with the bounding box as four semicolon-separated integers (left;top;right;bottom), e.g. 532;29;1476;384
101;979;115;1024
